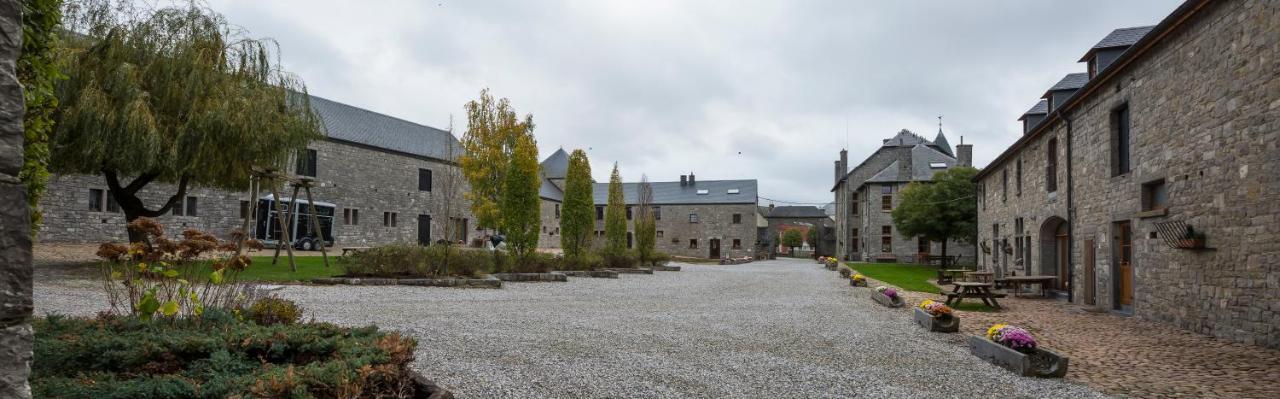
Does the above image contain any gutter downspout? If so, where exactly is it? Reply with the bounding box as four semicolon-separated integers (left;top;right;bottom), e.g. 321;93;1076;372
1065;113;1075;303
974;182;980;269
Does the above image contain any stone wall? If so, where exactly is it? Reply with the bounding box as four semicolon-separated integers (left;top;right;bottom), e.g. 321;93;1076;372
537;199;561;249
38;139;475;248
592;203;757;259
859;181;975;264
834;148;900;260
977;0;1280;348
0;4;32;397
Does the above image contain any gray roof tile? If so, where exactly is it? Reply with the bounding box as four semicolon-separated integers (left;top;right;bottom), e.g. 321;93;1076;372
865;145;957;184
308;94;461;161
590;179;757;205
1047;73;1090;92
1093;26;1156;50
540;148;570;179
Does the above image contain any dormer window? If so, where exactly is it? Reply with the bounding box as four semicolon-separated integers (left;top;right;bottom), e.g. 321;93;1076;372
696;189;709;195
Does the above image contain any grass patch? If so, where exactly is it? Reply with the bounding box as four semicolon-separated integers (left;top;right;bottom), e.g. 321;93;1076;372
845;262;942;294
192;256;345;282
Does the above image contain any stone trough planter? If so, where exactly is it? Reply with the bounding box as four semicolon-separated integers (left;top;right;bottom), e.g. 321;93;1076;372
824;262;837;271
410;370;454;399
913;308;959;333
312;276;502;289
849;279;867;287
870;291;905;307
490;272;568;282
651;264;682;271
967;336;1069;378
606;267;654;274
719;257;754;265
553;270;620;278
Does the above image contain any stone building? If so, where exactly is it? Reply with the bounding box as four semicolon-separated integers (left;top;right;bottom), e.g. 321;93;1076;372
37;94;476;248
535;150;759;259
831;129;975;263
758;205;835;258
975;0;1280;348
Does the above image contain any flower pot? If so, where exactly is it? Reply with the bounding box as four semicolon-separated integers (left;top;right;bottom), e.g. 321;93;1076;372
1176;239;1205;249
870;291;905;307
967;335;1069;378
913;308;959;333
825;263;837;271
849;279;867;287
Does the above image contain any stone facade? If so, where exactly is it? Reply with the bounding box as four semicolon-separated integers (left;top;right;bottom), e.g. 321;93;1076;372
976;0;1280;348
856;181;975;264
0;4;32;397
38;138;475;248
537;199;561;249
589;203;759;259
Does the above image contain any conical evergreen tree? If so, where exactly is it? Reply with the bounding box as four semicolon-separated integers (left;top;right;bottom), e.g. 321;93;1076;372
559;149;594;262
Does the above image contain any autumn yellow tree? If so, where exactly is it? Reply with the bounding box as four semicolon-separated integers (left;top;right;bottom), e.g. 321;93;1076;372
459;89;536;232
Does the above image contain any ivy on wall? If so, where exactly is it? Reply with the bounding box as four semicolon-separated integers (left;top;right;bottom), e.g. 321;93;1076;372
18;0;65;237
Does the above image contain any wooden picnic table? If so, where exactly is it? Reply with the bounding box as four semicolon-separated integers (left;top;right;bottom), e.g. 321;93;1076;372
340;246;371;256
965;271;994;283
936;268;971;285
998;275;1058;297
944;282;1004;309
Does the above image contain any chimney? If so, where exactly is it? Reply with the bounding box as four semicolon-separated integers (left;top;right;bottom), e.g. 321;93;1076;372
839;149;848;176
688;173;695;186
680;175;687;186
897;147;912;180
957;144;973;167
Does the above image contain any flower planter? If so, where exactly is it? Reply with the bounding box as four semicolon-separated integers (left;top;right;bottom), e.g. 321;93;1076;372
1175;238;1205;249
967;336;1069;378
824;263;837;271
913;308;959;333
490;273;568;282
652;265;682;271
870;291;905;307
849;279;867;287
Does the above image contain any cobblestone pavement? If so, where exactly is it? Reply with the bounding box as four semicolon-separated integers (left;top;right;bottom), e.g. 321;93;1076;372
36;258;1104;398
844;264;1280;399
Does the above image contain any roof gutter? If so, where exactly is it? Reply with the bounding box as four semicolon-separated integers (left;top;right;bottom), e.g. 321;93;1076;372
974;0;1212;181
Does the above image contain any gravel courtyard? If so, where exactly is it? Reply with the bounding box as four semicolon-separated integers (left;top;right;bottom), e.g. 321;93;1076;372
35;258;1105;398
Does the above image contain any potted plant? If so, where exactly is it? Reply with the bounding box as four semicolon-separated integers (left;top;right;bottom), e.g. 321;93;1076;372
913;299;959;332
871;286;904;307
849;273;867;287
968;324;1069;378
1177;226;1206;249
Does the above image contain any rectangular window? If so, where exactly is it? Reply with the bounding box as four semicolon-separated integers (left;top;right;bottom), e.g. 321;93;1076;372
296;149;317;177
981;182;987;210
657;230;664;238
626;206;632;220
689;239;698;249
882;225;891;235
418;169;432;191
851;228;859;252
653;206;661;220
596;206;604;220
88;189;103;212
1002;169;1009;202
185;196;198;217
240;200;251;219
1112;103;1131;176
391;212;398;227
384;212;391;227
352;209;359;225
881;185;893;194
343;208;351;225
1047;138;1059;193
918;237;930;253
881;195;892;211
106;192;119;213
555;204;561;218
732;239;742;249
1016;159;1023;196
732;213;742;224
689;213;699;223
627;232;633;248
851;192;860;215
1141;179;1168;211
171;196;184;216
881;236;892;253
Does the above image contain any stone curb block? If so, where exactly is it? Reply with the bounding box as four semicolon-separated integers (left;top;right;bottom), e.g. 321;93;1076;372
552;270;620;278
605;268;654;274
651;265;681;272
913;307;960;333
967;335;1069;378
490;273;569;282
870;292;905;308
311;276;502;289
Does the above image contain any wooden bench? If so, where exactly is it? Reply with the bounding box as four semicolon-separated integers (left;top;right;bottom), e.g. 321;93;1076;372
340;246;371;256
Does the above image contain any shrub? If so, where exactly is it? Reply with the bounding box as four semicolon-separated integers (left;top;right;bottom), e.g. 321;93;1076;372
341;244;493;278
560;251;603;271
643;251;670;267
603;250;638;268
501;251;557;273
32;311;418;398
247;297;302;326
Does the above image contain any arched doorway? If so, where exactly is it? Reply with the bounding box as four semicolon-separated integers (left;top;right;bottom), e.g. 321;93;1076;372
1039;217;1069;292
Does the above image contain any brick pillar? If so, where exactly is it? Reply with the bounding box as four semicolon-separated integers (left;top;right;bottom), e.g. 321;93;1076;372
0;2;32;398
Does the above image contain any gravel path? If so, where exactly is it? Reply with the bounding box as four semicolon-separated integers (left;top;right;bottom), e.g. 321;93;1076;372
34;258;1106;398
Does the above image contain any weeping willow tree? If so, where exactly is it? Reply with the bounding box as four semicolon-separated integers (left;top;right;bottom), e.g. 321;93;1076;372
52;0;321;242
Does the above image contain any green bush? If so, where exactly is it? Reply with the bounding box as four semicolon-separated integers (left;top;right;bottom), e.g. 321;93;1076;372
340;244;493;278
603;250;638;268
644;251;671;267
33;311;417;398
246;297;301;326
560;251;603;271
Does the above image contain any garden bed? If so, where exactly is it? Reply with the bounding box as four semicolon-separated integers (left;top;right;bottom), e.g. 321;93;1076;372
554;270;620;278
490;272;568;282
312;276;502;288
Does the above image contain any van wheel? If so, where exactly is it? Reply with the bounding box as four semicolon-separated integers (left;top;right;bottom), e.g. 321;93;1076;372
300;239;315;251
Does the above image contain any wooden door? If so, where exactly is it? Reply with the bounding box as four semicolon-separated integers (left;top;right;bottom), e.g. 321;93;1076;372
417;215;431;246
1115;221;1134;308
709;239;721;259
917;237;931;263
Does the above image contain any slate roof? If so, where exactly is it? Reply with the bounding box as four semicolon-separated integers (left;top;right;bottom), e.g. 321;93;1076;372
1019;99;1049;120
308;94;461;161
865;144;957;183
882;129;933;147
932;129;954;157
1046;73;1090;93
590;180;757;205
540;148;570;179
539;178;564;202
1080;26;1156;61
762;206;828;218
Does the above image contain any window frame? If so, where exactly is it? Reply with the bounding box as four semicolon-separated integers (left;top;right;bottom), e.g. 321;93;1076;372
418;168;433;192
1047;137;1059;193
88;189;104;212
296;148;318;177
1111;103;1132;176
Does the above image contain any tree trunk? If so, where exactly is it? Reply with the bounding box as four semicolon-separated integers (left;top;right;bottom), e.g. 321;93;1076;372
103;170;190;243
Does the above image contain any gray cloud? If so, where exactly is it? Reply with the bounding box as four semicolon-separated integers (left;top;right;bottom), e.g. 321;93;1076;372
208;0;1182;204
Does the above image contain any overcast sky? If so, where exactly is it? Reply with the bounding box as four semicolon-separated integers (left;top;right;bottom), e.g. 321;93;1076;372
204;0;1182;205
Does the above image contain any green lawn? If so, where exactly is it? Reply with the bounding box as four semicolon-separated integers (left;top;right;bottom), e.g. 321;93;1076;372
845;262;943;294
193;256;345;282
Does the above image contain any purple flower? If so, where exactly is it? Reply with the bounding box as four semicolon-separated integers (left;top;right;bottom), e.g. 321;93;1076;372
882;288;898;299
997;327;1037;352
